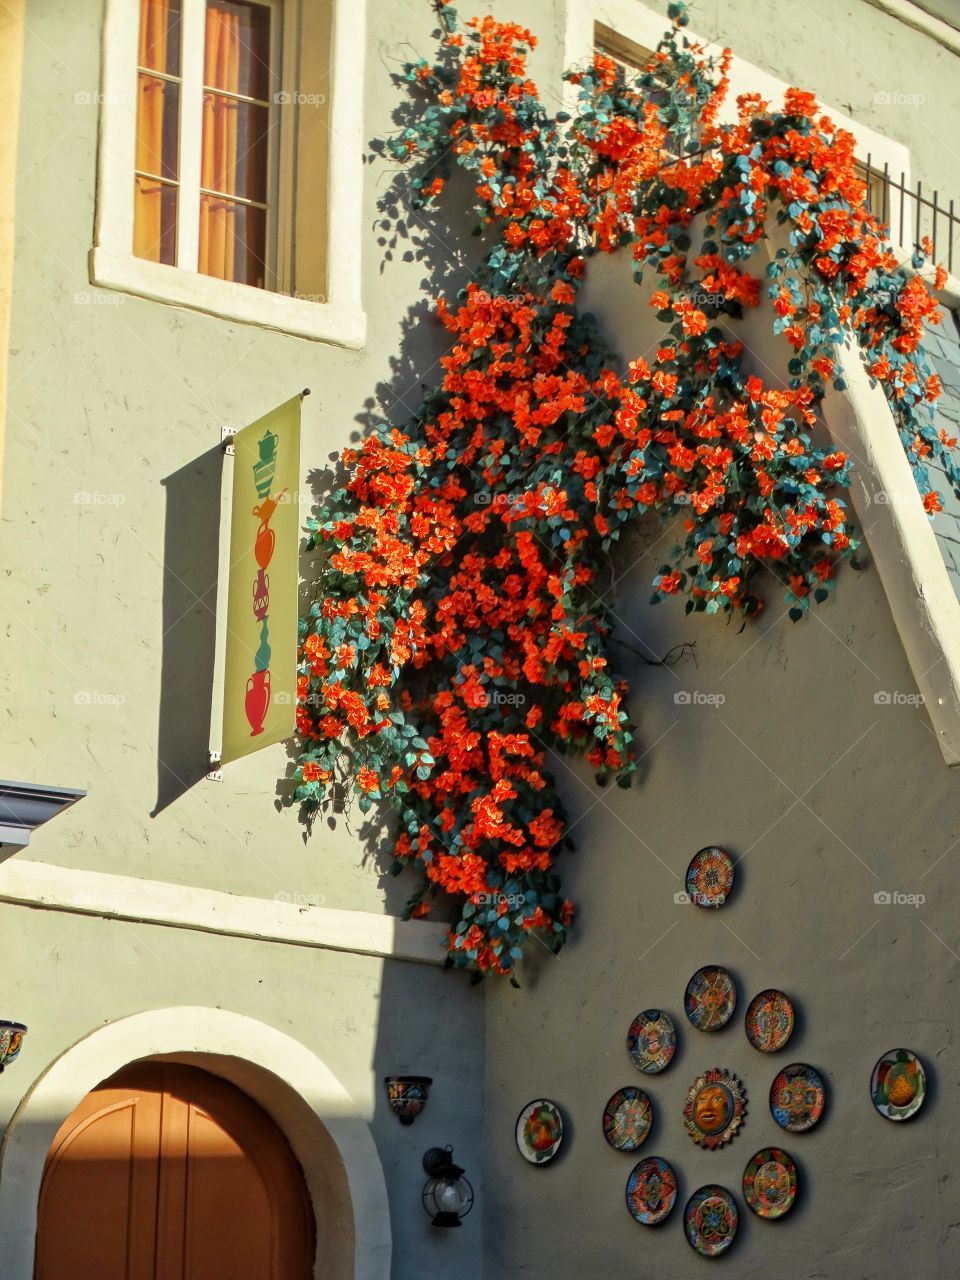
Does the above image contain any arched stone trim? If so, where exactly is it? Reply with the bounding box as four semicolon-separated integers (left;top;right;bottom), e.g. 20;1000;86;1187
0;1007;391;1280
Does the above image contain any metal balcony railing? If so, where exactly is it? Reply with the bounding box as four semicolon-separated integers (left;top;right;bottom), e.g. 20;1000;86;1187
861;155;959;275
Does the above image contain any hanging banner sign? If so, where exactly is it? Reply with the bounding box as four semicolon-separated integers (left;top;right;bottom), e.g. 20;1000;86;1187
221;394;303;765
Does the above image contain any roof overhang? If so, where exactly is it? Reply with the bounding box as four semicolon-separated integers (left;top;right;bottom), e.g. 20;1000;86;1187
0;780;85;859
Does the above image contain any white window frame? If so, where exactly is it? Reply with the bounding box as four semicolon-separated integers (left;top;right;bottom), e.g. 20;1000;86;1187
567;0;960;765
93;0;366;347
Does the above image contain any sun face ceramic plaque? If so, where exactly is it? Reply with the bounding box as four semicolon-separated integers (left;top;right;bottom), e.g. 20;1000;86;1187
685;846;735;908
627;1009;677;1074
684;1185;739;1257
516;1099;564;1164
683;1068;747;1149
870;1048;926;1121
626;1156;678;1226
685;965;737;1032
742;1147;797;1219
769;1063;826;1133
603;1087;653;1152
744;989;795;1054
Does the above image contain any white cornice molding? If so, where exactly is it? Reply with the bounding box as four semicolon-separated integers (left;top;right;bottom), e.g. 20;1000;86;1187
864;0;960;56
0;859;447;965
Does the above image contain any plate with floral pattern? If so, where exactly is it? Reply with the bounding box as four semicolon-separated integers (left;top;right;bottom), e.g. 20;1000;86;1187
685;846;735;908
516;1099;564;1164
684;964;737;1032
744;989;795;1053
742;1147;797;1219
769;1063;826;1133
626;1156;677;1225
627;1009;677;1074
684;1184;739;1257
603;1086;653;1152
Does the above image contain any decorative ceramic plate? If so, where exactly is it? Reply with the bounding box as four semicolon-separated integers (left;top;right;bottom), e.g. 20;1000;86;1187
0;1021;26;1072
742;1147;798;1219
870;1048;927;1121
685;846;735;908
626;1156;678;1225
683;1067;747;1149
770;1063;826;1133
684;965;737;1031
516;1099;564;1164
684;1185;739;1257
627;1009;677;1074
603;1086;653;1152
744;989;795;1053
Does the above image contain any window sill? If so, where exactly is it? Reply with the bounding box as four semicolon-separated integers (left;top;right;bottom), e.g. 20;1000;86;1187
90;247;367;348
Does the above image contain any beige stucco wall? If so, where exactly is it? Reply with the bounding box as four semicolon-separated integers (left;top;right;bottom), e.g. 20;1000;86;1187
636;0;960;194
0;0;25;512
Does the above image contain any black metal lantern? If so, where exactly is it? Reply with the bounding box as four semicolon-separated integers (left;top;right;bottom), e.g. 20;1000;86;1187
421;1146;474;1227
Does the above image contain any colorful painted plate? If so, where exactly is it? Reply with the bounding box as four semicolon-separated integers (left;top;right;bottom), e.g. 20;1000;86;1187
626;1156;678;1225
0;1020;26;1072
603;1086;653;1152
745;989;795;1053
770;1063;826;1133
742;1147;798;1219
685;846;735;908
871;1048;927;1121
684;1185;739;1257
627;1009;677;1074
516;1099;564;1165
684;965;737;1032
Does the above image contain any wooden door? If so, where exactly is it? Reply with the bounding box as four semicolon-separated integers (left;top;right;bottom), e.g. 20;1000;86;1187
35;1062;315;1280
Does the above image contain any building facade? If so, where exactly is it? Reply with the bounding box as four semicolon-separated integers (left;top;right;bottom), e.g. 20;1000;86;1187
0;0;959;1276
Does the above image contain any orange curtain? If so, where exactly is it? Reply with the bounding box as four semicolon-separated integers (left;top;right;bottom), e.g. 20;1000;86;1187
134;0;178;263
198;7;241;281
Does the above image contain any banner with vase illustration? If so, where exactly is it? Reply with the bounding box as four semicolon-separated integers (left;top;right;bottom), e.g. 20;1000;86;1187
221;395;302;764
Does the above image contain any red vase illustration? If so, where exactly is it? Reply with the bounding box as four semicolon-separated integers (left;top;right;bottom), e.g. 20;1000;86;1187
245;668;271;736
254;521;276;569
253;569;270;621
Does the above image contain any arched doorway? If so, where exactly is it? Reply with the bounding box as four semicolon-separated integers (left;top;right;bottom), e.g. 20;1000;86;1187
34;1062;315;1278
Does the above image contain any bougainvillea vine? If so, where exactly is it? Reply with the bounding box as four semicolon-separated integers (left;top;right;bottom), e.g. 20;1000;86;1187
290;2;955;980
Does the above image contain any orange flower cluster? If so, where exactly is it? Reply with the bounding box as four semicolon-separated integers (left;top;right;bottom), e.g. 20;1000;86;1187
293;1;951;978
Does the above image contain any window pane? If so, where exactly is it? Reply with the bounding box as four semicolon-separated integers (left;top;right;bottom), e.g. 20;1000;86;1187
204;0;271;101
134;175;178;265
139;0;182;75
136;73;180;180
201;94;270;202
198;195;266;287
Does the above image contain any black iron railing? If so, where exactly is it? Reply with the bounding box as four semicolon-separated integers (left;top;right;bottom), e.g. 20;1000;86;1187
861;155;959;275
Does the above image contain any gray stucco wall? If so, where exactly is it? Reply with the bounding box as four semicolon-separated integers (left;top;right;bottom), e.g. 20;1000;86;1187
483;535;960;1277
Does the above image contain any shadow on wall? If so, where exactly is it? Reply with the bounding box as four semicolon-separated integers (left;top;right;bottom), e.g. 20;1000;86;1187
275;82;488;912
152;445;223;815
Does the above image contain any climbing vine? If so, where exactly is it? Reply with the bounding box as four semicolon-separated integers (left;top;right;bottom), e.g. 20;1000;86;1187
290;2;955;979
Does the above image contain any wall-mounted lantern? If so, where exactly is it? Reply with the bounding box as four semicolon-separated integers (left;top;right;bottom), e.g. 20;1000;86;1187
421;1146;474;1227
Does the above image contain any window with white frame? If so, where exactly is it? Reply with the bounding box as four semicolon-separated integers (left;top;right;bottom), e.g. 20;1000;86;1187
93;0;366;346
135;0;282;289
593;21;652;74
